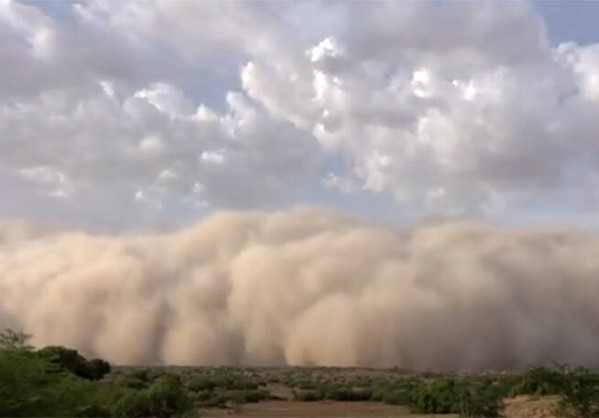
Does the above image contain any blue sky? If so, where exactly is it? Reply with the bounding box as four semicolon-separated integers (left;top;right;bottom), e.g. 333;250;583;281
2;0;599;231
535;0;599;44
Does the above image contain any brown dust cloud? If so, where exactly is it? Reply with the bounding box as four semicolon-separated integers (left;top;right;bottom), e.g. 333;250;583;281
1;207;599;371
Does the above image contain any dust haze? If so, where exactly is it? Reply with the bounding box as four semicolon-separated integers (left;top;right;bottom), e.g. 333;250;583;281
1;207;599;371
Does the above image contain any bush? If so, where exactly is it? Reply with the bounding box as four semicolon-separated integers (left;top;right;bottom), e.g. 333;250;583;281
188;376;216;392
412;379;457;414
557;366;599;417
455;379;504;417
146;374;192;416
375;378;503;417
118;369;154;389
36;346;110;381
0;347;107;417
0;328;194;418
225;389;271;404
378;380;418;406
82;358;111;380
510;366;567;396
323;385;372;401
73;404;112;417
112;373;193;417
112;390;150;417
293;389;325;401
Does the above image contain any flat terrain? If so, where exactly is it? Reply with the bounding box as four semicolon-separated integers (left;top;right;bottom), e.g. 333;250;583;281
202;397;559;418
110;366;567;418
202;400;414;417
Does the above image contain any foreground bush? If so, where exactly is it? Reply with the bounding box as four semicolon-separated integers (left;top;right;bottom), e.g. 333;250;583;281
454;379;504;417
0;329;193;417
37;346;110;380
510;366;567;396
557;365;599;417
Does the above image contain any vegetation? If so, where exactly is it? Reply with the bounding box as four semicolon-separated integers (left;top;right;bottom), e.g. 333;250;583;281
290;376;503;416
4;327;599;417
37;346;111;381
0;329;192;417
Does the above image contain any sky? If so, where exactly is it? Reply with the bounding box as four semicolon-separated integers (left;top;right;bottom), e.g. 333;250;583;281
1;0;599;232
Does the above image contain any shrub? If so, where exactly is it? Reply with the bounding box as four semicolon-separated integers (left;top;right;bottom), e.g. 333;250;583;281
82;358;111;380
412;379;457;414
293;388;324;401
36;346;110;381
557;366;599;417
376;377;503;417
0;347;107;417
225;389;271;404
73;404;112;417
112;390;150;417
379;380;418;406
188;376;216;392
455;379;504;417
146;374;191;417
510;366;567;396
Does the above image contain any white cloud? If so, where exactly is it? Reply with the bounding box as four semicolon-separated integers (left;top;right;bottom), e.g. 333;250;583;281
240;0;599;216
2;0;599;227
0;0;321;226
0;81;319;214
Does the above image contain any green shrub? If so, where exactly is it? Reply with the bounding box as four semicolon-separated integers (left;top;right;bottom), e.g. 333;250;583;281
510;366;567;396
73;404;112;417
118;374;150;390
412;379;457;414
455;379;504;417
323;385;372;401
36;346;110;381
225;389;271;404
0;347;106;417
375;377;503;417
293;389;325;401
379;381;418;405
0;328;193;418
557;366;599;417
145;374;192;417
112;390;150;417
188;376;217;392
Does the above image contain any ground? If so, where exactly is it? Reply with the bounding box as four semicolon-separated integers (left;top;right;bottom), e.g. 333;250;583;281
202;397;559;417
109;366;566;418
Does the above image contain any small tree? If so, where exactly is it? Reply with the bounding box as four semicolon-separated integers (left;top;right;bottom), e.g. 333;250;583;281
37;346;110;380
0;328;33;351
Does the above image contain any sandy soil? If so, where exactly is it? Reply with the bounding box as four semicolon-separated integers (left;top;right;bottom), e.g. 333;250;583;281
201;396;561;418
503;395;560;418
201;400;416;417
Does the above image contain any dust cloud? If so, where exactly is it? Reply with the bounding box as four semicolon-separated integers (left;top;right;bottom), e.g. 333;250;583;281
1;207;599;371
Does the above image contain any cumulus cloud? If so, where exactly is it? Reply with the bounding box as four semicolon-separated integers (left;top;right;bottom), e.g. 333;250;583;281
0;67;319;224
240;1;599;215
0;0;321;227
0;0;140;99
2;0;599;226
2;207;599;370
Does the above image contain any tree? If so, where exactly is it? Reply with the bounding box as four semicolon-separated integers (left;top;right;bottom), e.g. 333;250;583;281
84;358;111;380
0;328;114;417
0;328;33;351
37;346;110;380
